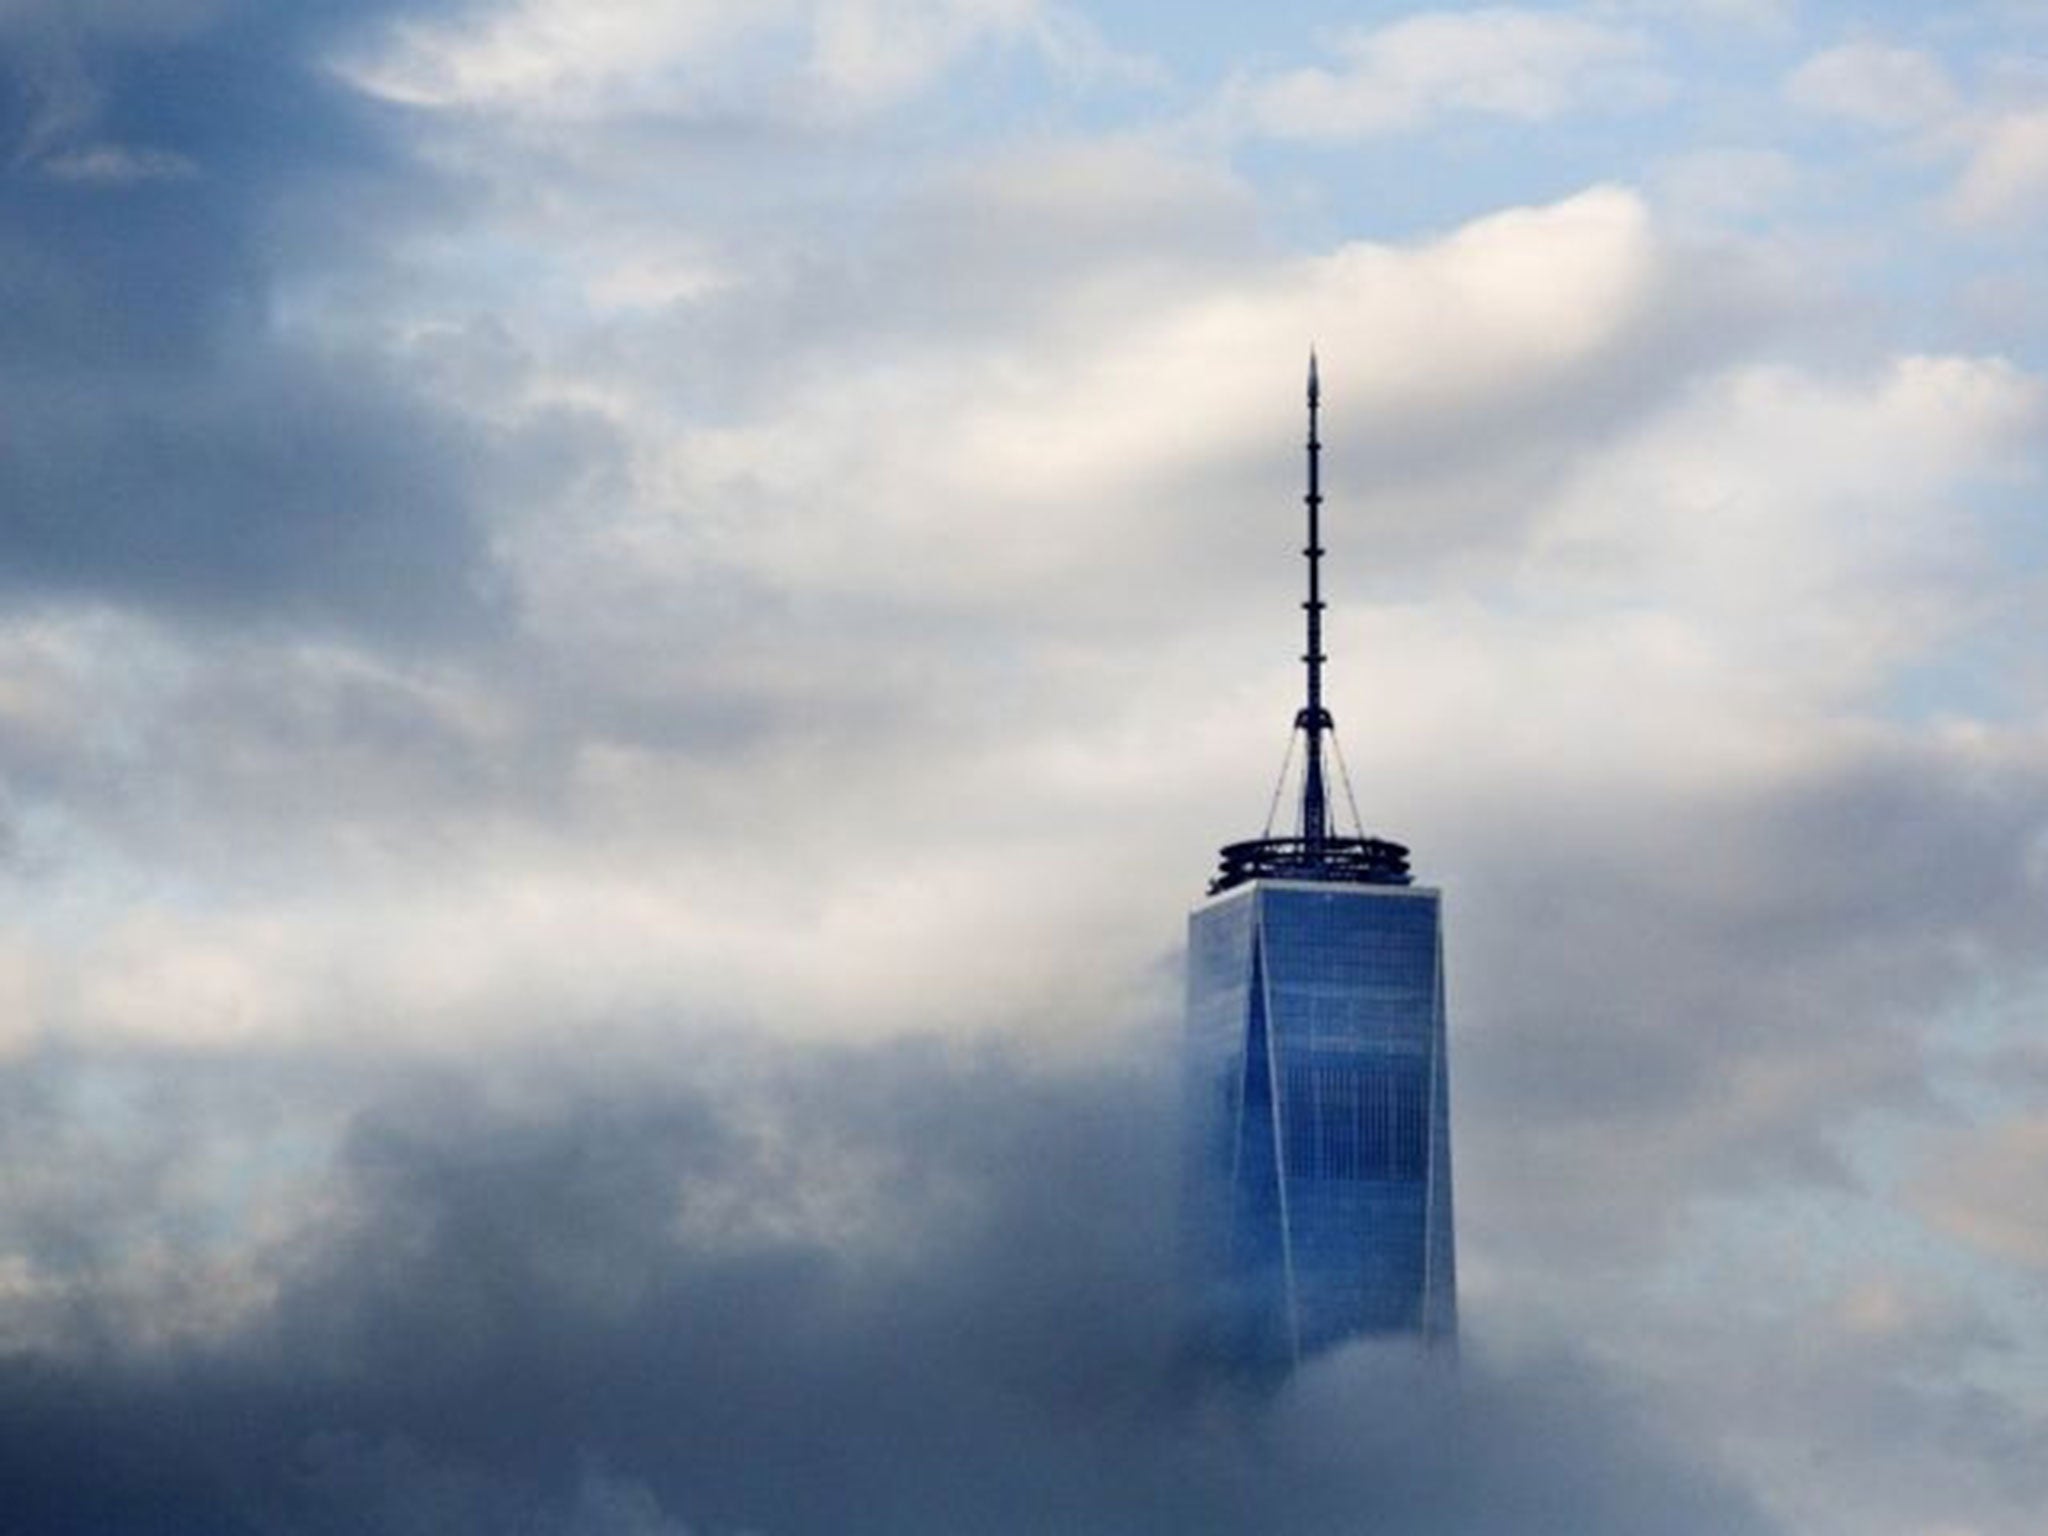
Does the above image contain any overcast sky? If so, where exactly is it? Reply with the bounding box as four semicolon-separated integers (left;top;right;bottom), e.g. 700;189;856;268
3;2;2047;1532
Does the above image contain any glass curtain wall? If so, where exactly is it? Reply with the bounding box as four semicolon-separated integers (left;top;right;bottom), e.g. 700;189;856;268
1185;881;1456;1368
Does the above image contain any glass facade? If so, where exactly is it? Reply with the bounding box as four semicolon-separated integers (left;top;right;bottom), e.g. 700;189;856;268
1184;879;1456;1368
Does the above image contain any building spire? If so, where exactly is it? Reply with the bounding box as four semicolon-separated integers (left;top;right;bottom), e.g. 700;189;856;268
1297;350;1331;849
1206;353;1412;894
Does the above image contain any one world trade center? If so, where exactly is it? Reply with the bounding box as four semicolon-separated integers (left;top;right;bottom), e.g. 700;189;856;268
1183;357;1456;1371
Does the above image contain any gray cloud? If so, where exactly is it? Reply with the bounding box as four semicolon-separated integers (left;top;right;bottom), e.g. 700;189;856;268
0;0;507;635
3;5;2047;1532
0;351;502;632
0;1036;1781;1536
1446;729;2048;1285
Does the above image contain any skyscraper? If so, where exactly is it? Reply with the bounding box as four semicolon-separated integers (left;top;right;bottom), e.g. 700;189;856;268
1183;357;1456;1371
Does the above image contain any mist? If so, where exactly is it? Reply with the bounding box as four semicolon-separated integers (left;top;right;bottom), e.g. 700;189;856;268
0;1033;1777;1535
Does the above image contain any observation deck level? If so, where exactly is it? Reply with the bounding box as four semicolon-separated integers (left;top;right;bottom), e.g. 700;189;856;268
1207;833;1412;895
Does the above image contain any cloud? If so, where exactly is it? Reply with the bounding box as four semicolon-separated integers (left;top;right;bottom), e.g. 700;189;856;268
1624;0;1794;29
0;178;1793;1061
0;349;500;633
0;1;505;636
341;0;1137;121
1785;41;1958;130
804;0;1138;114
9;172;2033;1107
1651;146;1801;224
637;184;1720;619
4;5;2048;1531
1621;1254;2048;1536
1912;1114;2048;1273
1782;40;2048;227
1535;353;2044;690
1950;105;2048;224
336;0;777;113
1227;7;1666;143
33;143;198;182
1447;723;2048;1281
0;1038;1783;1535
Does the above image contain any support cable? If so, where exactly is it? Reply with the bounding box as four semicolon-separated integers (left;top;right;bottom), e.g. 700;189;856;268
1328;726;1367;841
1261;727;1298;840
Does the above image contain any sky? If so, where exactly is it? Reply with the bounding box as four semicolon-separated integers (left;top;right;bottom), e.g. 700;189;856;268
2;1;2047;1532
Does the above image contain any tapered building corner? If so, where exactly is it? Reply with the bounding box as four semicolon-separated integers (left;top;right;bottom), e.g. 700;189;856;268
1182;357;1456;1375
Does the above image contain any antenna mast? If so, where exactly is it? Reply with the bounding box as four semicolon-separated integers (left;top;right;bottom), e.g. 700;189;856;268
1205;353;1412;894
1297;352;1331;850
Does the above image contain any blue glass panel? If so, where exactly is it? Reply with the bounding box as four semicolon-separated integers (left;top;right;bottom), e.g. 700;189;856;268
1184;881;1455;1369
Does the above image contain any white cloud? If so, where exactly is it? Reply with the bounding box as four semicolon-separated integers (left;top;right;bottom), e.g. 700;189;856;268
1785;41;1958;129
338;0;1132;120
805;0;1123;112
585;253;733;315
1652;146;1801;224
1648;0;1794;27
336;0;768;112
1950;106;2048;225
808;0;1012;106
656;183;1666;612
0;182;1685;1054
1230;7;1665;142
1782;42;2048;228
22;176;2040;1079
1538;353;2046;692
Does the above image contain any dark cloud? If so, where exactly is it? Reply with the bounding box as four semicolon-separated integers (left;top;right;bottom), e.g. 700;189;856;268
0;1036;1780;1536
0;0;505;635
0;350;503;633
1449;734;2048;1271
